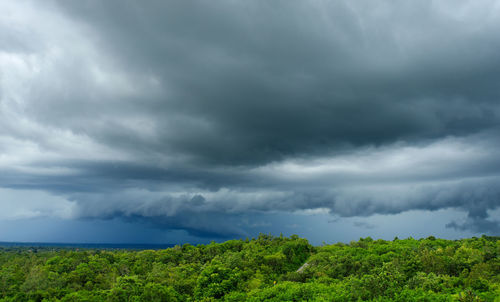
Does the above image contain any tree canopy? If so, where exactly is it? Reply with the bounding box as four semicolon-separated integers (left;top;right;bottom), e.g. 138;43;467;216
0;235;498;301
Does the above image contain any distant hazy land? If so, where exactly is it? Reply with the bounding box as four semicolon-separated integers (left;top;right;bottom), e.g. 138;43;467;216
0;242;175;250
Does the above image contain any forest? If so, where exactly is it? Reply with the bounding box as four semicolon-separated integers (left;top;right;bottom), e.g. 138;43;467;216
0;235;498;301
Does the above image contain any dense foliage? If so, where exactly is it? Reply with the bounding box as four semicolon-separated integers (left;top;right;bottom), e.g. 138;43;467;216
0;235;498;301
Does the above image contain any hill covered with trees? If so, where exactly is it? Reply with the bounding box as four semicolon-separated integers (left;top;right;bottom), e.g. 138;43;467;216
0;235;498;301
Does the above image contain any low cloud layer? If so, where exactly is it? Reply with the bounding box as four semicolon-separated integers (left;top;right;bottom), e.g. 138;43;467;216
1;0;499;240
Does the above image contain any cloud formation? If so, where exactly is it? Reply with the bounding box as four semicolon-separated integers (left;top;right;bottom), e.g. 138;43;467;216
1;0;499;239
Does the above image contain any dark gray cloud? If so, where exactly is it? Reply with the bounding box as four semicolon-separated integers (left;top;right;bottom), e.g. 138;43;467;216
61;2;499;161
1;0;499;240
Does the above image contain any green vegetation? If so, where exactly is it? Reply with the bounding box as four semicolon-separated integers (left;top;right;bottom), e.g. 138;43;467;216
0;235;499;301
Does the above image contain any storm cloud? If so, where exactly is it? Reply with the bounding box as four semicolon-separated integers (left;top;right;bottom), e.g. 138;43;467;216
1;0;499;241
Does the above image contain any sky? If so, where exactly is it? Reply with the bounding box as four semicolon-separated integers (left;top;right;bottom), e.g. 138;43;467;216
1;0;499;245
